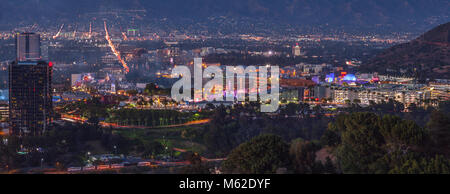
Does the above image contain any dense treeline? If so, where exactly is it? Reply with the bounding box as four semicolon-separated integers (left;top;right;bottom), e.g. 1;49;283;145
61;97;209;127
222;134;335;174
0;123;103;169
321;111;449;174
222;134;290;174
200;103;331;157
107;109;207;127
0;122;164;170
342;99;450;127
221;102;449;174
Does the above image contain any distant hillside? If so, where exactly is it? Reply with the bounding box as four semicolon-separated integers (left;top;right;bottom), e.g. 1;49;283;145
0;0;448;34
364;22;450;79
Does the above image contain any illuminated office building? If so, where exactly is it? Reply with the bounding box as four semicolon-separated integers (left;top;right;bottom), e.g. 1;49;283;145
9;33;52;136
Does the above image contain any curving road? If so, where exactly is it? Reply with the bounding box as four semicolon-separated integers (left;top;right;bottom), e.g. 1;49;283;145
61;114;210;129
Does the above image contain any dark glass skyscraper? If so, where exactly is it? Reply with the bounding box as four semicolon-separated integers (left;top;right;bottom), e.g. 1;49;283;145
9;33;52;136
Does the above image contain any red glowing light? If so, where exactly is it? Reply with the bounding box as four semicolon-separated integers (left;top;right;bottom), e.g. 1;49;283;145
49;62;53;67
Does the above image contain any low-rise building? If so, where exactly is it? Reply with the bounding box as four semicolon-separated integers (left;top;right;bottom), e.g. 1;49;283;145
333;88;358;104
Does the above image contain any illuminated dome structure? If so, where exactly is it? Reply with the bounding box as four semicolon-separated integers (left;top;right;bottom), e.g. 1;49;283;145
0;90;8;101
326;73;335;83
343;74;357;82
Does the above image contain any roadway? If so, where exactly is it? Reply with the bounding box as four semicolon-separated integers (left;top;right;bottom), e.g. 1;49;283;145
61;114;210;129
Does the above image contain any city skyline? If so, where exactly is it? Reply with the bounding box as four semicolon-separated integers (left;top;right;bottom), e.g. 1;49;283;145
0;0;448;180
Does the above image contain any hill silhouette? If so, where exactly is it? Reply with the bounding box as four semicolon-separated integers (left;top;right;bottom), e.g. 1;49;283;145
364;22;450;79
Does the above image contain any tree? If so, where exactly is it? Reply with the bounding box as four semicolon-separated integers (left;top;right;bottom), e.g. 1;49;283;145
336;113;386;172
144;83;170;96
323;157;337;174
222;134;290;174
0;138;23;170
181;152;210;174
289;139;322;173
203;106;234;154
387;154;450;174
344;99;351;105
181;128;197;147
141;141;164;158
322;112;447;174
427;110;450;152
280;103;299;116
320;123;340;147
126;90;138;96
205;103;215;110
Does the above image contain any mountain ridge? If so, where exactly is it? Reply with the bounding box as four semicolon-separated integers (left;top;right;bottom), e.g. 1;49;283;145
364;22;450;79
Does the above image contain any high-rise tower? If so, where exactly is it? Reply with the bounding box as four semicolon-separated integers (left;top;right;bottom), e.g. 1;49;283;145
9;33;52;136
293;43;302;57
